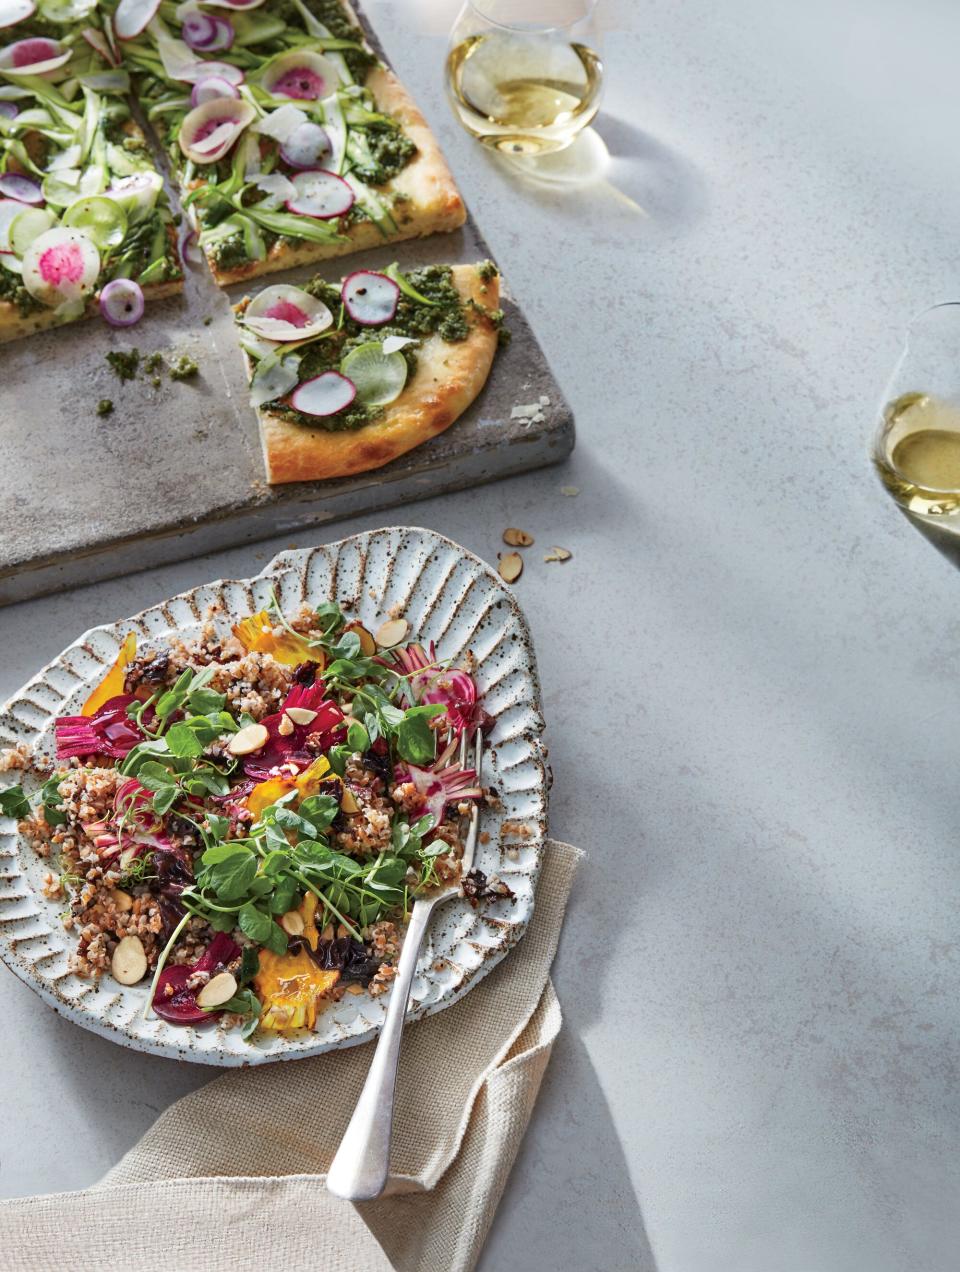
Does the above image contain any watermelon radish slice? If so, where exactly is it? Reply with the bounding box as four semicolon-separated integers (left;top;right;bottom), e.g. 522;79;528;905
243;283;333;341
279;120;331;170
81;25;118;64
113;0;160;40
100;277;144;327
182;10;233;51
21;226;99;306
285;169;353;219
340;341;408;406
0;0;34;29
179;57;244;86
0;197;27;253
0;172;41;204
261;49;338;101
0;36;72;76
290;370;356;417
178;97;255;164
341;270;399;326
190;74;239;107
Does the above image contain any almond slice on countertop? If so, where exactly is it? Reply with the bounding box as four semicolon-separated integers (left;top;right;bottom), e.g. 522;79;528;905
503;527;534;547
227;722;269;755
280;909;305;936
544;546;573;563
498;552;523;583
111;934;147;986
375;617;409;648
196;970;238;1009
285;706;318;726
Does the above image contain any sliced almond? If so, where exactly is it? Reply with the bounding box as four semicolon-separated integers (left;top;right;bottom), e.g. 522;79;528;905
498;552;523;583
226;722;269;756
503;527;534;547
110;888;133;912
196;970;238;1009
341;787;360;815
285;706;318;726
118;845;140;871
280;909;305;936
544;546;573;563
345;983;365;995
277;712;295;737
375;617;409;649
111;934;147;986
336;923;348;939
344;621;376;656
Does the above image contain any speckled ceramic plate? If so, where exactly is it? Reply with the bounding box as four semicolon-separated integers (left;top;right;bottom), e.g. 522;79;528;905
0;527;547;1065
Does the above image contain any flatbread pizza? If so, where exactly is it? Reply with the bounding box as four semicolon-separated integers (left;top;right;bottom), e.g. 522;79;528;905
119;0;466;287
234;260;504;483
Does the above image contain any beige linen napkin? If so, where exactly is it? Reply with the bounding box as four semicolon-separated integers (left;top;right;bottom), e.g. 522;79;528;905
0;839;582;1272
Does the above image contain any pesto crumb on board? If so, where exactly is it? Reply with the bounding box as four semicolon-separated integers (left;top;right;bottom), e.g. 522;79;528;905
96;399;114;417
169;355;199;382
106;350;141;383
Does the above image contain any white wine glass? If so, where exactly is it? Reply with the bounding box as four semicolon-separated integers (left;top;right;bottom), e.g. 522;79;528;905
445;0;604;156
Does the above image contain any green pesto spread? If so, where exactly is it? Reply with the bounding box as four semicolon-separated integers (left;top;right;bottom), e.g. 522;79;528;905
0;267;44;318
269;264;473;431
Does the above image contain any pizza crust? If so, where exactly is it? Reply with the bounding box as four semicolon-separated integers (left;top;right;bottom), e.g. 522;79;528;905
208;67;466;287
0;277;183;345
250;263;499;484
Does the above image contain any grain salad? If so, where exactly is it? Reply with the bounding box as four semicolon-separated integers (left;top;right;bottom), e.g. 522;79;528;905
0;597;511;1038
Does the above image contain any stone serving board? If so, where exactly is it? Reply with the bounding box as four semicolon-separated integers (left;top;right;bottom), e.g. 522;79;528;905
0;7;575;608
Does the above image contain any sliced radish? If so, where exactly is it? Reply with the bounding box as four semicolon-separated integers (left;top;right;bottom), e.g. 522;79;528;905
243;283;332;341
0;36;73;76
182;10;233;50
181;227;203;265
261;50;338;101
0;172;41;204
0;101;18;119
0;0;34;28
81;25;117;63
113;0;160;40
178;97;255;164
285;169;353;220
340;341;408;406
279;120;331;170
190;74;239;107
9;205;54;256
200;0;265;9
21;226;99;307
0;197;27;252
100;278;144;327
290;371;355;417
179;57;243;85
341;270;399;326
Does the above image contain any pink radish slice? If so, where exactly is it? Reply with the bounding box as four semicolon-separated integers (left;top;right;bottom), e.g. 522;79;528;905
279;120;330;170
81;26;118;65
262;50;338;101
100;278;144;327
190;75;239;107
21;227;99;306
181;11;218;47
290;371;356;417
205;16;235;50
243;283;333;341
181;228;203;265
179;57;244;86
0;37;72;76
179;97;255;164
0;0;34;30
0;197;27;252
0;173;41;204
200;0;265;9
285;169;353;219
113;0;160;40
341;271;399;326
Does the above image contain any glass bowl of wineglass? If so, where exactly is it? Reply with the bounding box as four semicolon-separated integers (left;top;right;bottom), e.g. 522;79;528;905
445;0;604;156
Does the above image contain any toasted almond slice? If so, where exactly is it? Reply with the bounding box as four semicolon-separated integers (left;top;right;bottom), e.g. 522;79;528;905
280;909;305;936
346;983;365;995
336;923;348;939
344;621;376;656
196;970;238;1009
285;706;318;726
341;787;360;814
278;712;295;737
119;845;140;871
375;617;409;648
227;722;269;756
503;527;534;547
110;888;133;912
111;934;147;986
544;547;573;563
498;552;523;583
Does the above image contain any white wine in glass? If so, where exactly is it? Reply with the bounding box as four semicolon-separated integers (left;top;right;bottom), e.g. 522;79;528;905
445;0;604;155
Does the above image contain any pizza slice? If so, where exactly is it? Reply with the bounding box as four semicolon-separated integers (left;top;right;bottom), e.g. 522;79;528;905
234;259;504;484
118;0;465;287
0;12;182;343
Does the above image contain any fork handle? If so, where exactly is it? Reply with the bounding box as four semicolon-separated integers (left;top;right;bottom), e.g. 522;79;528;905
326;897;434;1201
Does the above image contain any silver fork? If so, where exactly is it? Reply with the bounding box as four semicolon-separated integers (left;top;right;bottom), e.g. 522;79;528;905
326;727;484;1201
